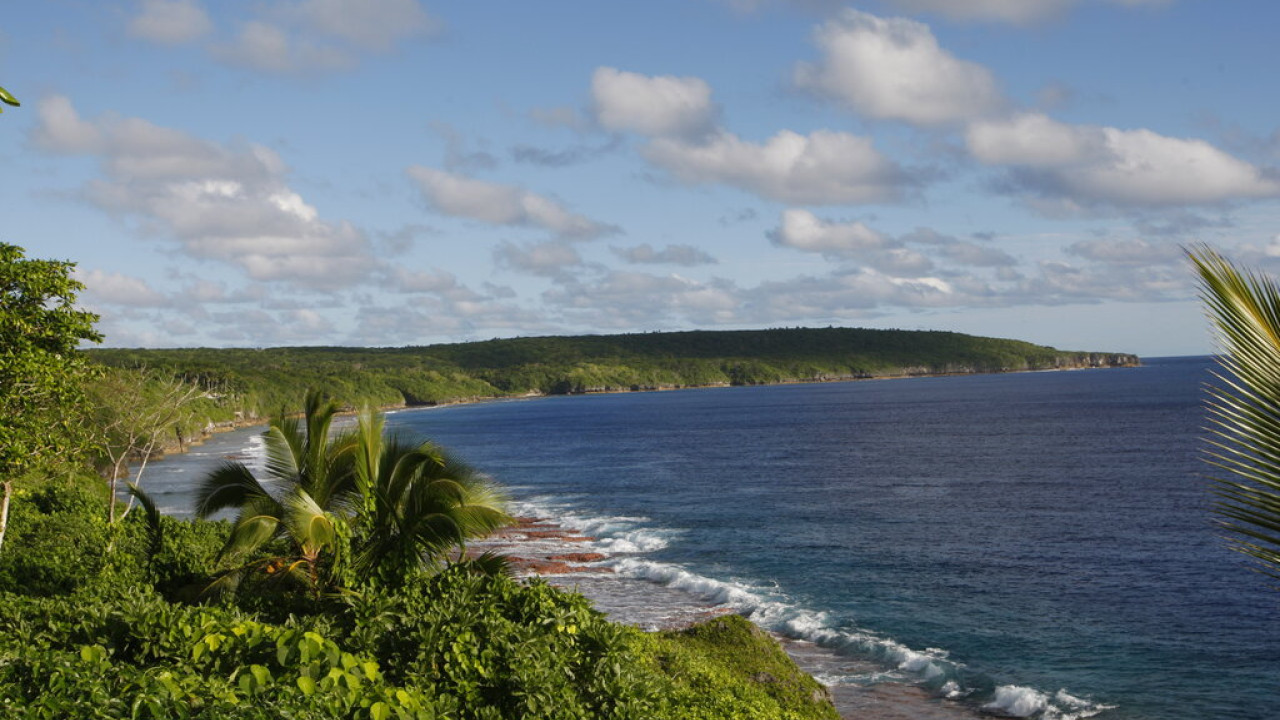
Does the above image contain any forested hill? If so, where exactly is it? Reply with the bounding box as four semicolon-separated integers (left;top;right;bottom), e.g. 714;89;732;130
88;327;1139;417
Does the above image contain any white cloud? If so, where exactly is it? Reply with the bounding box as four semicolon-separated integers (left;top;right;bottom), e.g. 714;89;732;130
968;113;1280;208
286;0;437;51
214;20;353;73
75;269;169;307
967;112;1105;166
128;0;213;45
213;0;437;74
611;243;717;266
591;67;718;139
794;10;1003;126
646;129;907;205
546;271;743;327
768;209;887;255
494;240;584;277
31;95;104;153
725;0;1171;25
884;0;1074;24
34;95;377;287
407;166;618;239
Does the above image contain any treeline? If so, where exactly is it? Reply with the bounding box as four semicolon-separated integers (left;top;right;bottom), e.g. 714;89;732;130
89;327;1139;417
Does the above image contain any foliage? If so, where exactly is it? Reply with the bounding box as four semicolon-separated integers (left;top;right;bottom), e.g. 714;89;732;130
0;243;102;478
636;614;840;720
87;328;1137;417
195;391;353;597
0;85;17;112
346;409;510;587
84;367;205;522
196;392;511;598
1191;247;1280;579
0;479;117;596
0;554;837;720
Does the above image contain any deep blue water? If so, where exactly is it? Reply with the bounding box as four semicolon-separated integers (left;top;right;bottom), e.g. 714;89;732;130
148;357;1279;719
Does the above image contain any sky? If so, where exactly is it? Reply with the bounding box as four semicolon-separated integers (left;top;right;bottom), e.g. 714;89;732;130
4;1;1279;357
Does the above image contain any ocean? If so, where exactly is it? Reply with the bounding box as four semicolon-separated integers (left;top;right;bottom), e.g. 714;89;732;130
144;356;1279;719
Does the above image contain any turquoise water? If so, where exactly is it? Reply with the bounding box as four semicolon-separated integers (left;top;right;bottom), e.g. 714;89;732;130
147;357;1279;719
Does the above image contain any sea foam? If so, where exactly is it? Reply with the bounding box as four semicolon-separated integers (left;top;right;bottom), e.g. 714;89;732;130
536;500;1113;720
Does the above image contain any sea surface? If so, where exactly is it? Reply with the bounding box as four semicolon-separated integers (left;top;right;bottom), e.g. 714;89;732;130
145;356;1279;719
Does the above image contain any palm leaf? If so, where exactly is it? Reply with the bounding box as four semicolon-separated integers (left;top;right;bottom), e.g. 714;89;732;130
282;489;337;556
1190;245;1280;580
126;482;164;560
194;462;275;518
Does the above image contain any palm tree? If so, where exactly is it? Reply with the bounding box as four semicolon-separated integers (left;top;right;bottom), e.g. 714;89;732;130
347;409;511;586
194;390;354;595
1190;246;1280;580
195;392;511;594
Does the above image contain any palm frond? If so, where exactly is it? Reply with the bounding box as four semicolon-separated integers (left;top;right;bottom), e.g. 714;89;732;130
222;517;280;561
282;489;337;556
263;424;302;485
459;550;513;578
194;462;274;518
126;482;164;560
1190;245;1280;579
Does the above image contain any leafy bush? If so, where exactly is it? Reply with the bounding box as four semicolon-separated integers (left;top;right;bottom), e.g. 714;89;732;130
638;614;840;720
0;480;116;596
347;567;662;720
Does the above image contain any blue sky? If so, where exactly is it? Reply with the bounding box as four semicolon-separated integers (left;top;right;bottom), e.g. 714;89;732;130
4;0;1278;356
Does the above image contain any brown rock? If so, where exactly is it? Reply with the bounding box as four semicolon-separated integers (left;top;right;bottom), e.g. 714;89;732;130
548;553;606;563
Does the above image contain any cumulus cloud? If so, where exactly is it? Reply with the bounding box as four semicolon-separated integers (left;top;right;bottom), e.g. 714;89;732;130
723;0;1170;25
768;211;1015;274
794;10;1003;126
646;129;908;205
768;208;888;256
968;112;1280;208
611;243;717;266
493;240;584;277
213;0;437;73
546;271;743;328
591;67;719;139
128;0;213;44
884;0;1074;24
75;269;170;307
407;166;619;239
33;95;377;288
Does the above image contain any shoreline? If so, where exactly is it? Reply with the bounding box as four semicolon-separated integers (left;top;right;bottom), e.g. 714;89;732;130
147;356;1141;461
480;514;983;720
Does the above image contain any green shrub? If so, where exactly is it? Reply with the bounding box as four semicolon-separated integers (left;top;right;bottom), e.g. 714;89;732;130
0;480;115;596
638;614;840;720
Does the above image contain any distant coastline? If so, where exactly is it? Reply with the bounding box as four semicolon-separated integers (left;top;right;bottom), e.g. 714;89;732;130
89;326;1141;424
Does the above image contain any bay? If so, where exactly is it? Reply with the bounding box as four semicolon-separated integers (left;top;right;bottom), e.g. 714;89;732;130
146;356;1280;719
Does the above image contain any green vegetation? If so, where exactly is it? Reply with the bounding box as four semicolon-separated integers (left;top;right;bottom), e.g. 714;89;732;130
89;327;1138;417
0;425;838;719
1192;247;1280;580
1;244;837;718
0;242;102;479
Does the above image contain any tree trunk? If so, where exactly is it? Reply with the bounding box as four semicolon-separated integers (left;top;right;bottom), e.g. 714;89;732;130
0;481;12;554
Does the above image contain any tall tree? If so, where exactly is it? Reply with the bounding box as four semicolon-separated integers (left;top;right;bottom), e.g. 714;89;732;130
1190;246;1280;580
0;244;101;553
